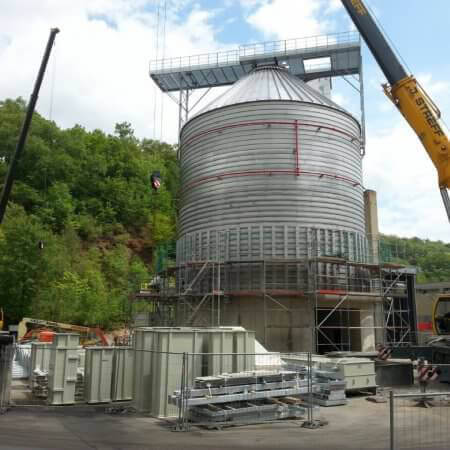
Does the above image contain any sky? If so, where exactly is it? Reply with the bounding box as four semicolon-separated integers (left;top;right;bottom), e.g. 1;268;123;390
0;0;449;241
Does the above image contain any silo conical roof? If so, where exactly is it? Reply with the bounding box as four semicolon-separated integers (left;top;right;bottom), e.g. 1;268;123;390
194;65;346;117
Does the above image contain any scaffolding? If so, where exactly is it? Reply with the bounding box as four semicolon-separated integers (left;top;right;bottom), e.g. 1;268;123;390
133;251;417;353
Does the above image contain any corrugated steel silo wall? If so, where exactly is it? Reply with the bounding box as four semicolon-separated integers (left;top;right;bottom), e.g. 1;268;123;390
178;100;366;266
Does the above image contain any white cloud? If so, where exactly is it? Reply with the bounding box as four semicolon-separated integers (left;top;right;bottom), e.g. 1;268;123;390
0;0;231;143
331;91;347;107
244;0;337;40
364;122;449;240
1;0;448;243
417;73;450;97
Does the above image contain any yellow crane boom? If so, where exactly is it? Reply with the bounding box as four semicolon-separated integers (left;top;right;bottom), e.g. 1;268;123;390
341;0;450;221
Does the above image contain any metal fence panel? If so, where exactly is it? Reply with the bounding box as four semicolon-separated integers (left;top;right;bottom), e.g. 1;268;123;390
0;344;14;411
390;390;450;449
168;351;320;431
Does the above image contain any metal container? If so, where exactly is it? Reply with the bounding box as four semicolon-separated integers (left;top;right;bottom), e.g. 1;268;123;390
133;327;256;417
148;328;208;417
111;347;133;401
233;330;256;372
207;330;234;375
84;347;114;404
47;334;80;405
133;327;155;412
177;66;366;268
375;360;414;387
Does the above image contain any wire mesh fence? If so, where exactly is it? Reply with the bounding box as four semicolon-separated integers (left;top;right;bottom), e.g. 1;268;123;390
158;352;324;431
0;345;14;412
390;390;450;450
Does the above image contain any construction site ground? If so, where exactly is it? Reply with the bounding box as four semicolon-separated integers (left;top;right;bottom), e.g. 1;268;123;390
3;379;450;449
0;397;388;450
0;389;448;450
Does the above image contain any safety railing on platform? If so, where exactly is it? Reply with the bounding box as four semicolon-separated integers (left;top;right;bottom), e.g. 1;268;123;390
149;31;360;72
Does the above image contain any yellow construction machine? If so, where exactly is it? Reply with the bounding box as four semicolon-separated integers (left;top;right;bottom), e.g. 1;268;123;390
341;0;450;222
432;294;450;336
18;317;109;346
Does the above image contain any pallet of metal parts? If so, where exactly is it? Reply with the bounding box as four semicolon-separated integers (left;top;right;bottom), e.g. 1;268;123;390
312;397;348;407
312;368;343;381
31;369;49;399
188;398;308;424
170;382;318;407
309;379;348;407
75;368;85;402
175;378;309;400
320;380;347;391
193;370;299;389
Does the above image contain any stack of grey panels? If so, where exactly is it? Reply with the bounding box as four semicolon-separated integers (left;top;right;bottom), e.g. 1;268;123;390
75;368;84;402
31;370;48;399
313;380;347;406
170;370;319;425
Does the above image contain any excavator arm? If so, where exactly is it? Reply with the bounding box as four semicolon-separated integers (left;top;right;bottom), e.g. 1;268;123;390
18;317;109;346
341;0;450;221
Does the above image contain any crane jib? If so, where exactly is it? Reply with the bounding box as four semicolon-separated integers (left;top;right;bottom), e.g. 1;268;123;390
415;97;445;137
350;0;368;15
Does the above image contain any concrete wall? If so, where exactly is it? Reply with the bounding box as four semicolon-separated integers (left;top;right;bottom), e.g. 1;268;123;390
215;296;378;353
220;296;313;353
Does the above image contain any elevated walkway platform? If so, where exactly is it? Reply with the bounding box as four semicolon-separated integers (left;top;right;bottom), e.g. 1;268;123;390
150;31;361;92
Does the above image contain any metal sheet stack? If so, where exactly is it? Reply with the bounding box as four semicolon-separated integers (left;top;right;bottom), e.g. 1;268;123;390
133;327;256;417
29;342;51;398
47;334;80;405
12;344;31;379
313;380;347;406
170;370;319;425
31;369;49;399
75;368;85;402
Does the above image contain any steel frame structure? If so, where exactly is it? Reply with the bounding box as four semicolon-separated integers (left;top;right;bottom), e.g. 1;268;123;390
149;31;366;147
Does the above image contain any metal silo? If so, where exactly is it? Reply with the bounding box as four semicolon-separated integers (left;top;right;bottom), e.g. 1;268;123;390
177;65;366;269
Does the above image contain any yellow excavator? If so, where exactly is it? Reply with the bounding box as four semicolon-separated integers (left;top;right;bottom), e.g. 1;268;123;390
341;0;450;222
18;317;109;346
432;295;450;336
